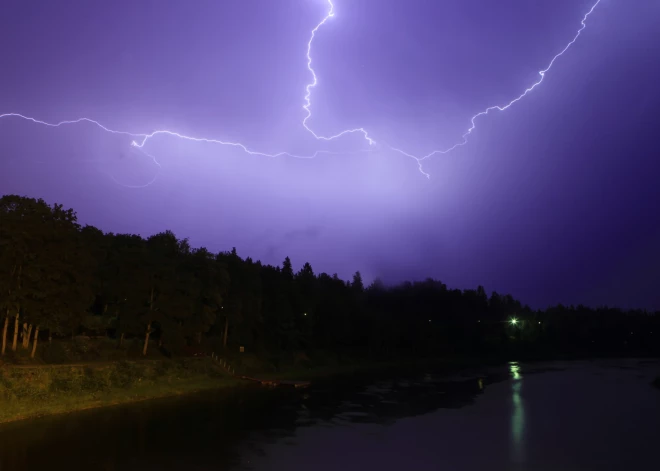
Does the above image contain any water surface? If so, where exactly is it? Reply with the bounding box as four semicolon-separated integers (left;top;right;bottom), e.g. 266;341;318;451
1;359;658;471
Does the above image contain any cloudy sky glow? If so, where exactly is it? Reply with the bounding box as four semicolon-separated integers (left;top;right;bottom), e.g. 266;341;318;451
1;0;659;309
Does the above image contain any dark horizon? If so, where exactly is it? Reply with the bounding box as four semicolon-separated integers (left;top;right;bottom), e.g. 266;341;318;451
3;191;659;315
3;193;659;369
1;0;659;310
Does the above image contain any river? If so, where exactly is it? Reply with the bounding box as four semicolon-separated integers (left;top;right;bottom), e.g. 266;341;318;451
1;359;658;470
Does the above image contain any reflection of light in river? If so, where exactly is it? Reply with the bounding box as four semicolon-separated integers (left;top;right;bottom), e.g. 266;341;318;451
510;361;525;463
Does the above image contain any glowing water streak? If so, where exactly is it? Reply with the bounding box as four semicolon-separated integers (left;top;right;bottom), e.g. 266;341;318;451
389;0;603;173
302;0;375;146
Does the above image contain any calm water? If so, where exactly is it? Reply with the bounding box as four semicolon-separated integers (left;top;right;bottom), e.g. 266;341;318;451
1;359;659;471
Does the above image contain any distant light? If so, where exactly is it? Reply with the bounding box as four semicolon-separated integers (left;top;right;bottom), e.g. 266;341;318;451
477;320;481;323
428;319;432;323
304;312;307;316
510;318;518;326
538;321;541;324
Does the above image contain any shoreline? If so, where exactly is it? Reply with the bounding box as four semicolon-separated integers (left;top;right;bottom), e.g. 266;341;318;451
0;359;250;426
0;357;470;426
0;373;245;426
2;355;658;426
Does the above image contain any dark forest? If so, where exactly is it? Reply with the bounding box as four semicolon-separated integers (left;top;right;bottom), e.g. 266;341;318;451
1;194;658;365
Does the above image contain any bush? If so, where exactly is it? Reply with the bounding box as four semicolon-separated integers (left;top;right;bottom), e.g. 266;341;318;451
41;342;70;364
126;339;145;358
308;350;339;368
50;367;86;393
1;369;52;400
154;360;174;377
231;353;275;374
81;367;113;392
109;361;139;388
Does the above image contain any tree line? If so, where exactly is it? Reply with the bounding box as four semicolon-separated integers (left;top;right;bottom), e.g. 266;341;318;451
1;194;658;362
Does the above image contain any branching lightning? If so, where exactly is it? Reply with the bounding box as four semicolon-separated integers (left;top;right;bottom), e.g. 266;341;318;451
0;113;339;160
387;0;603;176
0;0;603;184
107;147;163;189
302;0;375;146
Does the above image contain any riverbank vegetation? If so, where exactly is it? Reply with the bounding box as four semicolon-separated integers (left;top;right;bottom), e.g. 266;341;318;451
0;358;240;423
1;194;659;421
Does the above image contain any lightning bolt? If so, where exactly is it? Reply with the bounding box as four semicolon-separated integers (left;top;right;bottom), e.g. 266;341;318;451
0;0;603;183
302;0;376;146
304;0;602;177
0;112;376;187
387;0;603;176
0;113;340;160
106;147;163;190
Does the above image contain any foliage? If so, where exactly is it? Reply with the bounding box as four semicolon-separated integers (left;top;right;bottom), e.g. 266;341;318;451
1;194;659;364
0;360;239;423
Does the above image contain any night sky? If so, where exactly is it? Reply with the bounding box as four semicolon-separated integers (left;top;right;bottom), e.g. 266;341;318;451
1;0;659;309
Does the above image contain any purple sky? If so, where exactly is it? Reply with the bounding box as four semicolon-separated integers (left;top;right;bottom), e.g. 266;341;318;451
1;0;659;309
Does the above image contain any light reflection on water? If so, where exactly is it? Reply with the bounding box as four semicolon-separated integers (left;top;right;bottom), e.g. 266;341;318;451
0;359;658;471
510;361;525;464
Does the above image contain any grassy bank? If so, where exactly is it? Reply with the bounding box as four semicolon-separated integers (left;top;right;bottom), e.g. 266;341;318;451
0;353;483;424
8;349;651;425
0;359;241;424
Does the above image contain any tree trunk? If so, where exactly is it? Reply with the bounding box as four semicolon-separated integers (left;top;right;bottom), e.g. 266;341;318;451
223;316;229;349
197;332;202;345
119;332;125;348
21;322;28;348
143;322;151;356
30;326;39;359
143;285;155;356
24;324;33;349
49;332;52;345
11;313;19;351
1;313;8;356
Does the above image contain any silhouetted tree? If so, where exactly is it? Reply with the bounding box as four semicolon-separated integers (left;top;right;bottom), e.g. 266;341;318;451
1;193;658;364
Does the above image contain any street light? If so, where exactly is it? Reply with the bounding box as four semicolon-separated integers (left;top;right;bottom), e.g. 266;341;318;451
509;317;518;326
